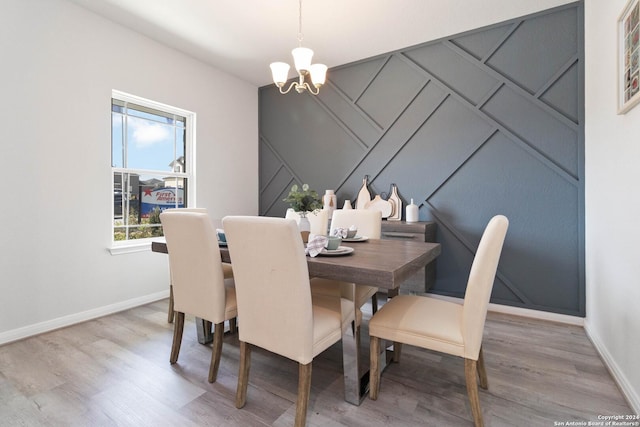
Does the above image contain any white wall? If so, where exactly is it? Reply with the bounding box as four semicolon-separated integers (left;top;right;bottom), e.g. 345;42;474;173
0;0;258;342
585;0;640;413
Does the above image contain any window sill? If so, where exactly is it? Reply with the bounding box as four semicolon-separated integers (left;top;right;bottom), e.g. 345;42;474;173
108;239;160;255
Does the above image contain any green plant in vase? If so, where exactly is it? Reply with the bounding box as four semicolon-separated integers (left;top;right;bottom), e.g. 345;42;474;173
283;184;322;215
283;184;322;242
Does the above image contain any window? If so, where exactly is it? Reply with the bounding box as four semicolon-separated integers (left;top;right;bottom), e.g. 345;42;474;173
111;91;195;246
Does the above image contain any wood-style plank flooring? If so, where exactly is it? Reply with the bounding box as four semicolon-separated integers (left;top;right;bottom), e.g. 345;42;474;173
0;298;632;426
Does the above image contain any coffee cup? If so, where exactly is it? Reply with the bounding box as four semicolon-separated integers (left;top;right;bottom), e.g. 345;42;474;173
346;228;357;238
326;236;342;251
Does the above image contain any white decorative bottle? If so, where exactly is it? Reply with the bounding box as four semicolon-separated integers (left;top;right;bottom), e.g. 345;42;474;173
355;175;371;210
406;198;419;223
323;190;337;217
342;199;353;209
388;184;402;221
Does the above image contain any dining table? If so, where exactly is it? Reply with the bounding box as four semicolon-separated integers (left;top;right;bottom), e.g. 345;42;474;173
152;237;441;405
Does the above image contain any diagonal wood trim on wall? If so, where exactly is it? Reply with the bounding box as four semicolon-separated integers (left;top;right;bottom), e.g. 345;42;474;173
259;2;585;316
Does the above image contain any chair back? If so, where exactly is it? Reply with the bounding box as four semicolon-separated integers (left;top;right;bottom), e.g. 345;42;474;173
462;215;509;358
159;210;227;323
222;216;315;364
330;209;382;239
285;209;329;236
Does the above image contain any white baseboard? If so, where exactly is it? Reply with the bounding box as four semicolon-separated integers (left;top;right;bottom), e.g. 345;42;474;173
0;290;170;346
584;320;640;415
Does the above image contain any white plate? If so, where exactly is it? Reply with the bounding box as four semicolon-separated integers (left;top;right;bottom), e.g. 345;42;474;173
318;246;354;256
342;235;369;242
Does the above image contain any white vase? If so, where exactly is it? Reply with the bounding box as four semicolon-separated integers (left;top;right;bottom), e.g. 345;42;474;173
323;190;337;217
298;213;311;242
406;199;419;223
343;199;353;209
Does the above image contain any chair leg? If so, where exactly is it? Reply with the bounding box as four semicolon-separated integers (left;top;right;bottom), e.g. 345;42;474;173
208;322;225;383
229;317;237;334
477;347;488;390
167;285;175;323
369;336;380;400
393;342;402;363
371;294;378;314
295;362;312;427
464;358;484;427
170;312;185;364
236;341;251;409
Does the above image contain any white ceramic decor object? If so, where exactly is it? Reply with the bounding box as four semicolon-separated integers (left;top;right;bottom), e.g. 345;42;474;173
366;195;393;218
342;199;353;209
355;175;371;210
388;184;402;221
406;199;419;223
323;190;337;217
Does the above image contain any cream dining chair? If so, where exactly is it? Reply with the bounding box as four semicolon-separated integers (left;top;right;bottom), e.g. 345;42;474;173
311;209;382;313
163;208;233;324
368;215;509;427
159;210;238;383
222;216;356;427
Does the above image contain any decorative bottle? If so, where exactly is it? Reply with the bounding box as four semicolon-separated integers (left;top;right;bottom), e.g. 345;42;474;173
406;198;419;223
388;184;402;221
355;175;371;210
323;190;337;217
342;199;353;209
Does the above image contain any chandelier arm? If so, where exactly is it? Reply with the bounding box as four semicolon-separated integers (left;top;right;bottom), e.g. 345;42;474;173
305;82;320;96
277;81;298;95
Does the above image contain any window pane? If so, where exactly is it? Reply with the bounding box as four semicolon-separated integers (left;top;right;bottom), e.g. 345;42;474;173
126;116;176;171
111;111;124;168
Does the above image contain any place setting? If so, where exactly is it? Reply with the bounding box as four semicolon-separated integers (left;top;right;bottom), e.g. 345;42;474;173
332;226;368;242
305;234;354;257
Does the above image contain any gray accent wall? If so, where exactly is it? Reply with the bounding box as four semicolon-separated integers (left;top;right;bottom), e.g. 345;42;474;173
259;2;585;316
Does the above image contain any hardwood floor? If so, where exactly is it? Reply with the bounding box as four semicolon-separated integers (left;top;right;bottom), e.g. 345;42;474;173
0;299;632;426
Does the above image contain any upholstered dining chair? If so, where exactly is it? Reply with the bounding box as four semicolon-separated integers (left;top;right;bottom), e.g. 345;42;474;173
164;208;233;323
222;216;356;427
312;209;383;313
285;208;329;236
368;215;509;427
159;210;238;383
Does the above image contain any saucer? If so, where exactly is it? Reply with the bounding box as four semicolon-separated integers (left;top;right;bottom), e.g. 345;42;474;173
318;246;354;256
342;235;368;242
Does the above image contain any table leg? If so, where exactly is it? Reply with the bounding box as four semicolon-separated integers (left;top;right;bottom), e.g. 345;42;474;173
341;319;363;405
196;317;213;344
341;291;394;405
196;317;237;344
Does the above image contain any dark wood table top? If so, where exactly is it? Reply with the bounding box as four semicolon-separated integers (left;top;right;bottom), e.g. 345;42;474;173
152;238;441;291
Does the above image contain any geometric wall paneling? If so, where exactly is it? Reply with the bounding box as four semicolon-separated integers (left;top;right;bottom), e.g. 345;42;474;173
481;85;580;177
259;2;584;316
354;55;427;128
404;42;501;106
539;62;580;123
316;83;381;148
427;132;581;314
484;6;579;95
329;56;388;102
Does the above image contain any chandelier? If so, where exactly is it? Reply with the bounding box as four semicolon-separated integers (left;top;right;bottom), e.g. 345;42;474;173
269;0;327;95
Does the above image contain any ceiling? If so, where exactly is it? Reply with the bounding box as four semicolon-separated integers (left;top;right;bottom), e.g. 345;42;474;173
68;0;574;87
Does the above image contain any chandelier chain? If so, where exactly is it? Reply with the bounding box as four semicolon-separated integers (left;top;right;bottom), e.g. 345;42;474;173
297;0;303;46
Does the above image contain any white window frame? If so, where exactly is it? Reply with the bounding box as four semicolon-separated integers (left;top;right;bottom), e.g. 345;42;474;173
109;90;196;255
